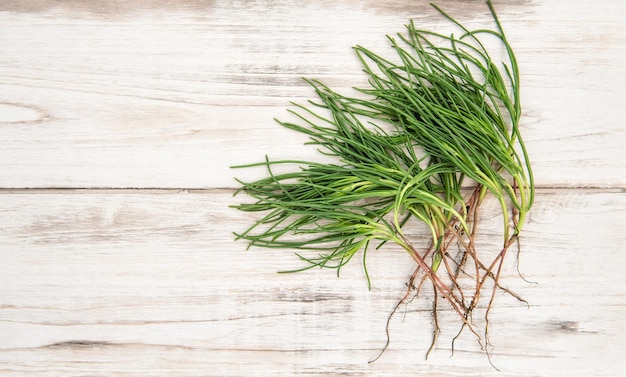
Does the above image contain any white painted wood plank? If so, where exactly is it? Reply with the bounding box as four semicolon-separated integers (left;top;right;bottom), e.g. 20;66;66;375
0;1;624;188
0;189;624;376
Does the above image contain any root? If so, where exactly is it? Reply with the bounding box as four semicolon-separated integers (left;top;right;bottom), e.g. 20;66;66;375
371;184;528;367
368;267;421;364
425;281;441;359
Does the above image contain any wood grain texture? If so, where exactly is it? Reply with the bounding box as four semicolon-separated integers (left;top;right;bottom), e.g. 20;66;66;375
0;189;625;376
0;0;624;188
1;0;625;376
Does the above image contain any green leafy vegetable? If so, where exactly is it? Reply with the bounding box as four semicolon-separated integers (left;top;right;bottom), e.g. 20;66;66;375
232;0;533;365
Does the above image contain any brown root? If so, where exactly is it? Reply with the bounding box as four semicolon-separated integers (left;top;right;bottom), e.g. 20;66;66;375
371;184;527;367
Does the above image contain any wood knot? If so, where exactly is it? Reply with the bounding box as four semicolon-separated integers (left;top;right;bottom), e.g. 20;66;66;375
0;102;48;124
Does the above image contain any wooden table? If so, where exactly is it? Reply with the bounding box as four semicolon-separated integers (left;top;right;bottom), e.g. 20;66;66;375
1;1;624;375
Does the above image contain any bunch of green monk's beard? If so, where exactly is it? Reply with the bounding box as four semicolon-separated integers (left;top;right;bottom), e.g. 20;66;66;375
232;0;534;366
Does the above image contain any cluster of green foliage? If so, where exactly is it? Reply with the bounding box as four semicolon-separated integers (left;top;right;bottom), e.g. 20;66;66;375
232;0;533;363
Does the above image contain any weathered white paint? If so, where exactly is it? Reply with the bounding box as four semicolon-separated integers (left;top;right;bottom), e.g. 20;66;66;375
0;1;625;376
0;189;624;376
0;0;624;188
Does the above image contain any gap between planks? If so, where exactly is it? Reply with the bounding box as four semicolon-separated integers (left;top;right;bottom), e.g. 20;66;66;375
0;187;623;194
